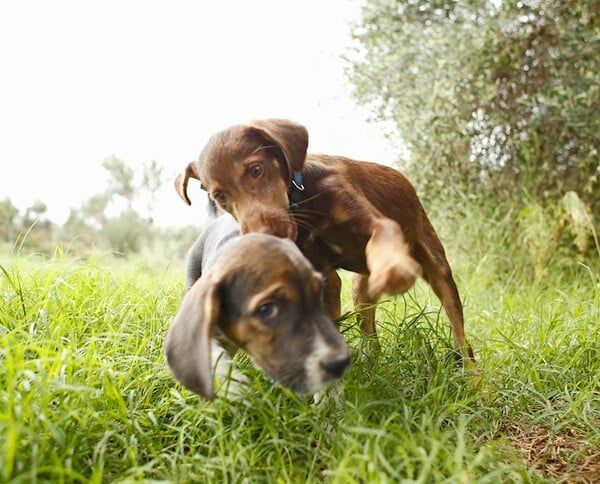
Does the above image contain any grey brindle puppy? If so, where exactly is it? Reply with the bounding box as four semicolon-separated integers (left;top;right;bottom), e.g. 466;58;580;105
165;214;350;400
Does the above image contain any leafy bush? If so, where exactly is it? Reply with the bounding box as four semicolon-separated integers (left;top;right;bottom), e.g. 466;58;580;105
347;0;600;217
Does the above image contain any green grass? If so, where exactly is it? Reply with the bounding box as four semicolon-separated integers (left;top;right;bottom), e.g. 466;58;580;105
1;240;599;483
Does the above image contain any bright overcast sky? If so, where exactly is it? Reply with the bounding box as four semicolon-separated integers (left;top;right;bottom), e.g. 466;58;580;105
0;1;398;227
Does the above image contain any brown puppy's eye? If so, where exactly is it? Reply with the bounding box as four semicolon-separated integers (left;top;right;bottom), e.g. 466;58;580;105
249;164;263;179
255;301;278;320
212;191;226;204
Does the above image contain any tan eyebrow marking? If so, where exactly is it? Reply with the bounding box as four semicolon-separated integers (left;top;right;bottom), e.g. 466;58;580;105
246;283;287;313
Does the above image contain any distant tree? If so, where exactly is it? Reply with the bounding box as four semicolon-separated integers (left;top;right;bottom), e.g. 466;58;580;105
86;156;163;254
141;159;164;215
17;199;55;252
348;0;600;215
60;208;97;254
81;192;111;228
101;209;150;255
21;199;49;228
102;156;136;210
101;156;165;217
0;198;18;242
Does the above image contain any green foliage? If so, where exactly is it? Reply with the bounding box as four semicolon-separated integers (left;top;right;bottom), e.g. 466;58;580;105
348;0;600;216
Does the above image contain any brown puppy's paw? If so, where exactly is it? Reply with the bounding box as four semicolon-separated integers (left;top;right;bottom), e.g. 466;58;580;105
367;253;421;298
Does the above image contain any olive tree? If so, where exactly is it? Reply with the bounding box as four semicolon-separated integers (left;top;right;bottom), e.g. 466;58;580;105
347;0;599;214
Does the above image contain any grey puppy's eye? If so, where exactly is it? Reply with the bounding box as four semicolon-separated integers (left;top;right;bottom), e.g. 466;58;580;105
255;301;278;320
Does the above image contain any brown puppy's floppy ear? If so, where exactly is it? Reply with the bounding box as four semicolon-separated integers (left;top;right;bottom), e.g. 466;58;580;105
165;275;221;399
174;162;202;206
249;119;309;175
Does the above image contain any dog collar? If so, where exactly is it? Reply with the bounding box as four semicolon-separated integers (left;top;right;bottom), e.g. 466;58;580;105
289;171;304;210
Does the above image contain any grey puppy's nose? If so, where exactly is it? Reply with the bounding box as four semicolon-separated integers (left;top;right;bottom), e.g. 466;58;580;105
320;354;350;378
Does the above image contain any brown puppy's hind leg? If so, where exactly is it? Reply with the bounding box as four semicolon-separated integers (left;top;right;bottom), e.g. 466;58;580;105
414;219;475;363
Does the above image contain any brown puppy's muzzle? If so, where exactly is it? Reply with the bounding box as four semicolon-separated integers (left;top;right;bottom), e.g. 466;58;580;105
239;209;297;241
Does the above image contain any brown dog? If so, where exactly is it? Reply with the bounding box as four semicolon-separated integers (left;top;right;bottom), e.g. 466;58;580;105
165;214;350;399
176;119;474;362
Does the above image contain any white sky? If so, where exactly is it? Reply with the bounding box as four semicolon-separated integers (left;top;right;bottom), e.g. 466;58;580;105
0;0;398;227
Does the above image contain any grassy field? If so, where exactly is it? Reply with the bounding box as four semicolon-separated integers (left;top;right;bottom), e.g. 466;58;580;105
1;223;599;482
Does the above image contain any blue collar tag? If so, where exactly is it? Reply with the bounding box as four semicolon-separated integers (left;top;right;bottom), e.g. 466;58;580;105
290;171;304;210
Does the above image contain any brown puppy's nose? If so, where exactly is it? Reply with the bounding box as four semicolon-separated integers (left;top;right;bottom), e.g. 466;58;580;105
320;354;350;378
240;218;296;240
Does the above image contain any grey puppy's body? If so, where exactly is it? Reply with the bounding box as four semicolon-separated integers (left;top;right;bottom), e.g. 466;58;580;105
185;213;239;289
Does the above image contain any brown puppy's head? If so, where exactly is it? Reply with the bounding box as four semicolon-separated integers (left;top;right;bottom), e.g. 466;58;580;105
175;119;309;240
165;233;349;400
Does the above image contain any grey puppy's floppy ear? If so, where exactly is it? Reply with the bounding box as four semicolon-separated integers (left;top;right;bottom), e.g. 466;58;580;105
248;119;309;177
165;275;221;399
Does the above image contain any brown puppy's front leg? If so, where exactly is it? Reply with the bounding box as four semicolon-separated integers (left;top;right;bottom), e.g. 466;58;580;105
366;218;422;298
351;273;381;351
328;192;420;298
322;269;342;321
